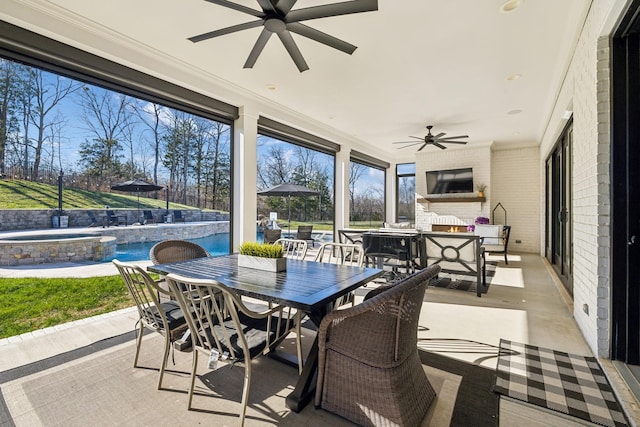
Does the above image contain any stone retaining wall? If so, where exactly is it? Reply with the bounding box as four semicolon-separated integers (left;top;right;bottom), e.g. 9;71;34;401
0;209;230;231
0;235;116;266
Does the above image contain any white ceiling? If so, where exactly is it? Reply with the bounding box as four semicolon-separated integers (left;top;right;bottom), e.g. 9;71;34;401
2;0;590;162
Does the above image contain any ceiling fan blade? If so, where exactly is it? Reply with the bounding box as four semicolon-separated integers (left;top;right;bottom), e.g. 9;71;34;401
287;23;356;54
286;0;378;23
256;0;278;14
393;141;423;148
433;132;445;139
408;135;424;140
277;30;309;72
437;135;469;140
433;142;448;150
203;0;264;17
438;140;468;144
243;28;273;68
189;20;264;42
417;143;429;152
275;0;298;14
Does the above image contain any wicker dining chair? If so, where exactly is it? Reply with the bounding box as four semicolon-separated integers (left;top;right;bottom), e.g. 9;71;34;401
165;273;302;426
263;228;282;244
112;260;188;390
149;239;210;265
274;238;308;260
315;265;441;427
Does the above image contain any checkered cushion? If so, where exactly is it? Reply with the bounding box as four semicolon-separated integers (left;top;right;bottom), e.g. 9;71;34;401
493;339;628;427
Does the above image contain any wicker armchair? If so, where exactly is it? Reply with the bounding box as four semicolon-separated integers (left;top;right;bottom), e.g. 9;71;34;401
149;239;210;265
315;265;441;427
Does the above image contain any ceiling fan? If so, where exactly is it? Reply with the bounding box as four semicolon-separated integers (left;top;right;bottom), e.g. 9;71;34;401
189;0;379;72
392;125;469;151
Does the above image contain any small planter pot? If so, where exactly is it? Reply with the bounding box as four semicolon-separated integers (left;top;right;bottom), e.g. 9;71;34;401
238;254;286;272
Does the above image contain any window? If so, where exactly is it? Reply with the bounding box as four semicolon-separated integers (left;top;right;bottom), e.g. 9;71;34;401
0;24;234;251
256;121;335;239
349;160;385;228
396;163;415;222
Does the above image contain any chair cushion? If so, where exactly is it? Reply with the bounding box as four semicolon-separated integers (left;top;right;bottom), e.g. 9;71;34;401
474;225;504;246
144;301;188;330
204;312;294;361
383;221;413;229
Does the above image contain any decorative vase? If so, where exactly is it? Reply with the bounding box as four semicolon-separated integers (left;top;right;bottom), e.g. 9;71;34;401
478;191;484;198
238;254;287;272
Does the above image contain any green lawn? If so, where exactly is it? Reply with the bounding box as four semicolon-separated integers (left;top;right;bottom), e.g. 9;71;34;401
0;179;193;210
0;276;134;339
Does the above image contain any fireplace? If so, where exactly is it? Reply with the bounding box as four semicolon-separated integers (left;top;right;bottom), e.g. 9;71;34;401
432;224;469;233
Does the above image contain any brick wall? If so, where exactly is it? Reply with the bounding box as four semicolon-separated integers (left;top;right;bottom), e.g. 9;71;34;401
415;144;492;229
414;143;540;253
539;2;616;357
491;146;540;253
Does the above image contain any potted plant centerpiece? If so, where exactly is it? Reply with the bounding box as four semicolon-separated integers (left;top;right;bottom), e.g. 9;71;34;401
238;242;286;272
475;183;487;198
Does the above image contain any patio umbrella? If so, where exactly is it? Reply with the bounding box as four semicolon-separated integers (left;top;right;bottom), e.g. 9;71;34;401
111;179;164;223
257;183;319;234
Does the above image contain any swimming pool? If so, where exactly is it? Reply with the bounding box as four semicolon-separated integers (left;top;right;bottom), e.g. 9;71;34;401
110;233;232;262
108;230;334;262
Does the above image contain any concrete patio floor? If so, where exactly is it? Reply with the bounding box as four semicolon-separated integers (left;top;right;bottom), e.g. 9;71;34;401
0;251;638;425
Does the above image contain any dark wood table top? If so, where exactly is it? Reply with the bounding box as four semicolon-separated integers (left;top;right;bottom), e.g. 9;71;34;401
148;254;384;312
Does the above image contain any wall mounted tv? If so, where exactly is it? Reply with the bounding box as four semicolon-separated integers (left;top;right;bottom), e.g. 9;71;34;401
426;167;474;194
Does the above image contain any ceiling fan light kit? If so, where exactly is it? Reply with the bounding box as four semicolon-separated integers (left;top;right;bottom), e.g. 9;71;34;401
392;125;469;151
189;0;379;72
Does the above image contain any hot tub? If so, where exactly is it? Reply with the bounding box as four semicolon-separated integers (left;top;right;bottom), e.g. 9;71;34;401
0;233;117;266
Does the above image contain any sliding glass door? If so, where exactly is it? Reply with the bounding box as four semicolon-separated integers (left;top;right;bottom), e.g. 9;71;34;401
545;121;572;295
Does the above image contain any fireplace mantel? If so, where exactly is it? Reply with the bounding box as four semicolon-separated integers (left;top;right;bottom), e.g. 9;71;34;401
417;196;486;203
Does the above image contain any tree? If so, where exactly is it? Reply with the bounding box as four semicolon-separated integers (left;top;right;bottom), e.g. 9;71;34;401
201;121;230;210
0;59;25;176
77;86;131;185
349;162;367;215
135;102;166;187
29;69;79;179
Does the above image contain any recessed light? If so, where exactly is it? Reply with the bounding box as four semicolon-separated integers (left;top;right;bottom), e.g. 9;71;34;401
507;109;522;115
266;84;277;91
506;74;522;81
500;0;521;13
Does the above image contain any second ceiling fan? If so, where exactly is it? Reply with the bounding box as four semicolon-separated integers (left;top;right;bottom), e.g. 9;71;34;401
393;125;469;151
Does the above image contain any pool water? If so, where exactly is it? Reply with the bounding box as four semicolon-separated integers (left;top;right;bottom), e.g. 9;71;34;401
109;230;333;262
110;233;232;262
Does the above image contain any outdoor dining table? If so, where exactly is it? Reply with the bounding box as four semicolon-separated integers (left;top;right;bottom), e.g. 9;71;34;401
147;253;384;412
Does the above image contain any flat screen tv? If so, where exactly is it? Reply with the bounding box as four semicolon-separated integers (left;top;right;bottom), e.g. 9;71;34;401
426;167;474;194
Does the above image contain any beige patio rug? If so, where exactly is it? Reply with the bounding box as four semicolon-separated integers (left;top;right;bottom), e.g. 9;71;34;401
0;330;497;426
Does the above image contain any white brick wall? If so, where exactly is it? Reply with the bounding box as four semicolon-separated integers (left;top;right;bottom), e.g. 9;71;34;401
491;146;540;253
539;1;617;357
415;144;492;228
414;143;540;253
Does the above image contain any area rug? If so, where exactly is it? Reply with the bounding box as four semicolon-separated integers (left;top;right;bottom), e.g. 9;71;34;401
493;339;629;427
419;350;499;427
0;332;501;426
430;261;498;295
